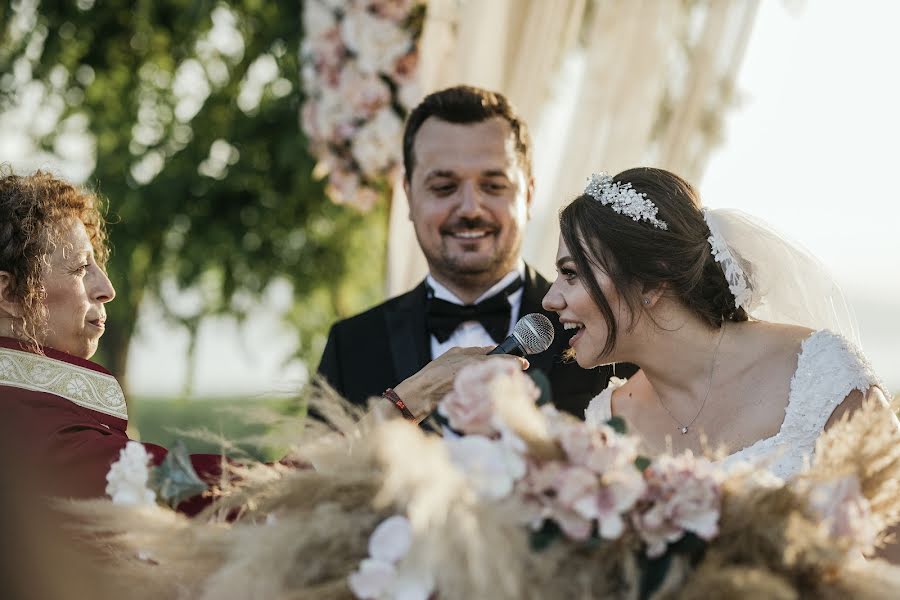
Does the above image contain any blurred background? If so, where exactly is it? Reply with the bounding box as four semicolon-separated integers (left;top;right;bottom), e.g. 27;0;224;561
1;0;896;456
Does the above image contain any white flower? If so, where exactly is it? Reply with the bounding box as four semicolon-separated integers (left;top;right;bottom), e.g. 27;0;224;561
303;0;338;38
390;566;434;600
349;514;434;600
351;108;403;178
340;7;411;74
396;81;421;111
348;558;397;599
105;441;156;506
369;515;413;563
303;88;359;144
445;435;526;499
339;63;392;117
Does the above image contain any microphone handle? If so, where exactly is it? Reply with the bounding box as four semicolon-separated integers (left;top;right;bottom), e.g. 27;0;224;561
487;335;524;356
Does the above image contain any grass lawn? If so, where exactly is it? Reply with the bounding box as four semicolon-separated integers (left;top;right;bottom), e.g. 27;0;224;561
128;395;304;462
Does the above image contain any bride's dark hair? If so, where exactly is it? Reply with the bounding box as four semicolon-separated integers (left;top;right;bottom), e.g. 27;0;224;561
559;167;747;356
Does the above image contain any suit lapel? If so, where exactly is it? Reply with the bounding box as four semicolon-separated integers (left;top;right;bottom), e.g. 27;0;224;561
384;281;430;382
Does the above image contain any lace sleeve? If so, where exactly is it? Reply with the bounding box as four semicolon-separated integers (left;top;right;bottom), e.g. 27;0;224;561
725;330;885;479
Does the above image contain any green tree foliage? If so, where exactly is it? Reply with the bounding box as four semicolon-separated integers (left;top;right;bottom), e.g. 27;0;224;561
0;0;387;389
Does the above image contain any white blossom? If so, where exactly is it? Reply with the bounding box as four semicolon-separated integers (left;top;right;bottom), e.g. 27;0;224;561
445;435;526;500
349;515;434;600
351;108;403;178
105;441;156;506
348;558;397;599
368;515;413;563
340;7;411;74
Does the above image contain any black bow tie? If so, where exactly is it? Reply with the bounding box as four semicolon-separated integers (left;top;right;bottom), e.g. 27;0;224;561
425;278;523;344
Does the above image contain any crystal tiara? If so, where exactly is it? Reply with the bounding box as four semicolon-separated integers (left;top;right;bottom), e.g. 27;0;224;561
583;172;668;230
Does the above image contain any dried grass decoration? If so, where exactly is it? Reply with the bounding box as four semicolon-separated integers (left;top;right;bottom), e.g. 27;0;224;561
66;359;900;599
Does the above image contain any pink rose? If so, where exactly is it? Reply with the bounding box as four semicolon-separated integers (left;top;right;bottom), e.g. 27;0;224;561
438;358;530;436
557;419;641;475
632;452;721;557
516;462;593;541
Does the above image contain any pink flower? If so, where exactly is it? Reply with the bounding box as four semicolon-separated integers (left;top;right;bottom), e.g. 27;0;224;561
438;358;537;436
806;475;878;554
588;468;647;539
515;461;591;540
632;452;721;557
557;419;641;475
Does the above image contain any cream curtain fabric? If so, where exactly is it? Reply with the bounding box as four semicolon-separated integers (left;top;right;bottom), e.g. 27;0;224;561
387;0;759;294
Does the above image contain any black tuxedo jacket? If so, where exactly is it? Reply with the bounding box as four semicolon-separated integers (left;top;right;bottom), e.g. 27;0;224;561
317;266;636;417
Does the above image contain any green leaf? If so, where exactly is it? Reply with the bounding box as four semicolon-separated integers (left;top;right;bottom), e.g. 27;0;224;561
528;369;553;407
606;415;628;435
149;440;209;508
529;519;562;552
638;549;672;600
634;456;651;472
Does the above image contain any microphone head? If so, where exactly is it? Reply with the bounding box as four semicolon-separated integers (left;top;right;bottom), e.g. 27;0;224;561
512;313;555;355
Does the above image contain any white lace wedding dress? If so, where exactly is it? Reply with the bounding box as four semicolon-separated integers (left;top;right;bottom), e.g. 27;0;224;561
585;330;886;479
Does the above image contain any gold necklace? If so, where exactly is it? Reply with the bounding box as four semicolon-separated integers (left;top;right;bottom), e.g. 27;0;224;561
655;323;727;435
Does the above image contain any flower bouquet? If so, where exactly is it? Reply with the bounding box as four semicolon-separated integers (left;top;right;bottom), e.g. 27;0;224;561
74;358;900;599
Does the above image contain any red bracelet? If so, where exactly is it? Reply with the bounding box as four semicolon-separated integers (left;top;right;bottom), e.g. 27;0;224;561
382;388;417;421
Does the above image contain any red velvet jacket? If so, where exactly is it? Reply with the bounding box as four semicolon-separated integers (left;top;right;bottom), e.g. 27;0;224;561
0;337;220;513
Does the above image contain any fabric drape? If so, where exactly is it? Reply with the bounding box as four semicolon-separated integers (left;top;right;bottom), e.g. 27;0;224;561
387;0;760;294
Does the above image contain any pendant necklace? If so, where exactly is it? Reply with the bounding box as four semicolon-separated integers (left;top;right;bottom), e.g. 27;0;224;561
655;323;727;435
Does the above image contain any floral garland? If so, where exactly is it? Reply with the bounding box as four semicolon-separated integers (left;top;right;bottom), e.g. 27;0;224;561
301;0;425;211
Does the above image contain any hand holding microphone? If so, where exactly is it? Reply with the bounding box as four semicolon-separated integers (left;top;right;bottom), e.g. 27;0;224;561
387;314;555;424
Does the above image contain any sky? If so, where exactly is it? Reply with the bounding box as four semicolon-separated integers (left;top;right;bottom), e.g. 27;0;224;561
699;0;899;389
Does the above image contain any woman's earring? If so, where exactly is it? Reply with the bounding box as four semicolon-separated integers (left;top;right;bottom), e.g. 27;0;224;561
642;297;651;305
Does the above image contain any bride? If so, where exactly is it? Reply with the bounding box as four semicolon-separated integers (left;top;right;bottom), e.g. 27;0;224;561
542;167;893;478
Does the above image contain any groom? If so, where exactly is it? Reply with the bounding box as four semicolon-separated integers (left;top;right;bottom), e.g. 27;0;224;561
318;86;631;416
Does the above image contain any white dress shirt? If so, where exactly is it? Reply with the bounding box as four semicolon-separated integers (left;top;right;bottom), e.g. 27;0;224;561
426;262;526;359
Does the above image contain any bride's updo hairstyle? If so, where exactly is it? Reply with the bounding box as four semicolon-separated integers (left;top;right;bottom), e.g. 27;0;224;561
559;167;747;356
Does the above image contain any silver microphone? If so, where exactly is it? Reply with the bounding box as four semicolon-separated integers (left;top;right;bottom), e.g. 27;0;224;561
488;313;555;356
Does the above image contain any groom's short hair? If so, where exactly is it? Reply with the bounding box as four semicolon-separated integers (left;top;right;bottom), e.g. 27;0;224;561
402;85;533;182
